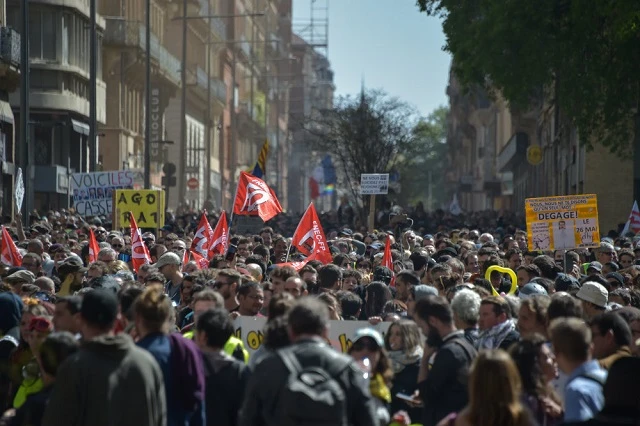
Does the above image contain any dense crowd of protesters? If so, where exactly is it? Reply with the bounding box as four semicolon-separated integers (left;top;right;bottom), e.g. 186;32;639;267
0;204;639;426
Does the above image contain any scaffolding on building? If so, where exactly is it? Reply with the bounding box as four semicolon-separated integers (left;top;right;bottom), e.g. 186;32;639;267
293;0;329;56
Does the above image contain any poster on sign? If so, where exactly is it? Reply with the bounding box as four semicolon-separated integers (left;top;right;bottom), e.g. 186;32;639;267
113;189;165;229
71;171;143;216
525;194;600;251
231;316;391;356
360;173;389;195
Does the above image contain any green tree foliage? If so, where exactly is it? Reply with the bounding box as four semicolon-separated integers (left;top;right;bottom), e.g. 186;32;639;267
417;0;640;154
394;106;449;208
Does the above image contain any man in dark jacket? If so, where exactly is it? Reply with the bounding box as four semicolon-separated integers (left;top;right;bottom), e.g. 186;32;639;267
414;296;477;426
42;289;167;426
194;308;249;426
238;298;377;426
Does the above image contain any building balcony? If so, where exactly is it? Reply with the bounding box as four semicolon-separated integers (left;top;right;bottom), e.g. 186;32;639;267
195;67;227;105
0;27;20;93
196;0;227;40
103;18;181;86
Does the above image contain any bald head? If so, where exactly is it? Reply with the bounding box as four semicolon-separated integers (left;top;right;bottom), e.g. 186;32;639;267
34;276;55;293
28;239;44;255
284;276;307;298
245;263;263;282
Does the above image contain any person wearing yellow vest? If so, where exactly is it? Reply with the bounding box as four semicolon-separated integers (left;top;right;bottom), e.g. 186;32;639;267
182;289;249;364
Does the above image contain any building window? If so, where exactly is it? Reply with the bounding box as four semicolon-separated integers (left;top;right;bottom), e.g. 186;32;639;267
29;9;57;61
31;69;59;90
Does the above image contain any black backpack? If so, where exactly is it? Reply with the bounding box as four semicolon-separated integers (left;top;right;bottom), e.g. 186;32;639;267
277;347;351;426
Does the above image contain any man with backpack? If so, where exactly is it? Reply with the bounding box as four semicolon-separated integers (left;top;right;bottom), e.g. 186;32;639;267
238;298;377;426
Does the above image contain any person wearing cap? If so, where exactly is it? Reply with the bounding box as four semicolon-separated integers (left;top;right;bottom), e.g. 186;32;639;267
4;270;36;294
155;252;184;306
576;282;608;320
42;289;167;426
347;328;393;425
56;257;87;296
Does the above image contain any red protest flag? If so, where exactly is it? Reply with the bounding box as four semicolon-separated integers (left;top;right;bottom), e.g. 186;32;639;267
292;203;332;264
381;237;396;287
190;250;209;270
279;251;317;272
1;226;22;266
129;212;151;273
88;228;101;263
182;249;190;269
233;171;282;222
209;211;229;256
190;211;214;259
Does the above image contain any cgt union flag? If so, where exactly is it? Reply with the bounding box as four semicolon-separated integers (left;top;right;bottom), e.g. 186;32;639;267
190;211;214;259
209;211;229;256
292;203;332;264
87;228;101;263
233;172;282;222
1;226;22;266
129;212;151;273
381;237;395;287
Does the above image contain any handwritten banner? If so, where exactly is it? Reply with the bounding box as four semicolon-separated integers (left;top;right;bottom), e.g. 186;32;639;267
113;189;165;229
232;316;391;356
71;171;143;216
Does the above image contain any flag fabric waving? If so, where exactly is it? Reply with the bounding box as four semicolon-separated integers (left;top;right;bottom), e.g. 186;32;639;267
190;211;214;259
129;213;151;273
292;203;332;264
250;140;269;179
381;237;396;287
233;171;282;222
621;201;640;236
190;250;209;269
209;212;229;256
88;228;101;263
182;250;190;269
279;251;317;272
1;227;22;266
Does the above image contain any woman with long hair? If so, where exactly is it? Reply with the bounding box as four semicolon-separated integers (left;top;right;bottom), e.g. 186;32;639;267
438;350;534;426
384;319;423;422
364;282;392;320
348;328;394;426
509;334;563;425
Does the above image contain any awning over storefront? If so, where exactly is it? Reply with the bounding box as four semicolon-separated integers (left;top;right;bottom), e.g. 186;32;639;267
71;119;90;136
497;132;528;172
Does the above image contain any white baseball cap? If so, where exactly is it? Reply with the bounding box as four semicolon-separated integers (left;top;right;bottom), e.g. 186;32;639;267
575;281;608;308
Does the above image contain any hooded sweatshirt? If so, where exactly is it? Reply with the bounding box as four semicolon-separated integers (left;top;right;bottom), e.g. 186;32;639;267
42;333;167;426
0;292;23;352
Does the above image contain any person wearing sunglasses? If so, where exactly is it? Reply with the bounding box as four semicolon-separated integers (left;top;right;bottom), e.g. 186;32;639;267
348;328;394;426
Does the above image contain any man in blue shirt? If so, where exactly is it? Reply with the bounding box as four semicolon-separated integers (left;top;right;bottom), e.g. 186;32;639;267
549;317;607;422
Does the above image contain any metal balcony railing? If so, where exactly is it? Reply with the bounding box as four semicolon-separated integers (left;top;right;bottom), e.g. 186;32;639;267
0;27;21;67
197;0;227;40
195;67;227;104
103;18;181;85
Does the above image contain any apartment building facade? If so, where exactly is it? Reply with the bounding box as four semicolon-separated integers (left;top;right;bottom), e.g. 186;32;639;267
7;0;107;210
0;0;20;214
447;67;632;232
287;33;334;214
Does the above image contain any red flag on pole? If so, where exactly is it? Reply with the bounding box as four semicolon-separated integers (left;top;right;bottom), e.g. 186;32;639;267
190;211;214;260
381;237;396;287
88;228;100;263
129;213;151;273
233;171;282;222
279;251;318;272
1;226;22;266
292;203;332;264
209;212;229;256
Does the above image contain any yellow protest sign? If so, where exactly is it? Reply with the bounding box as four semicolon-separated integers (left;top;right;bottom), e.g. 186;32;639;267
113;190;165;229
525;194;600;251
